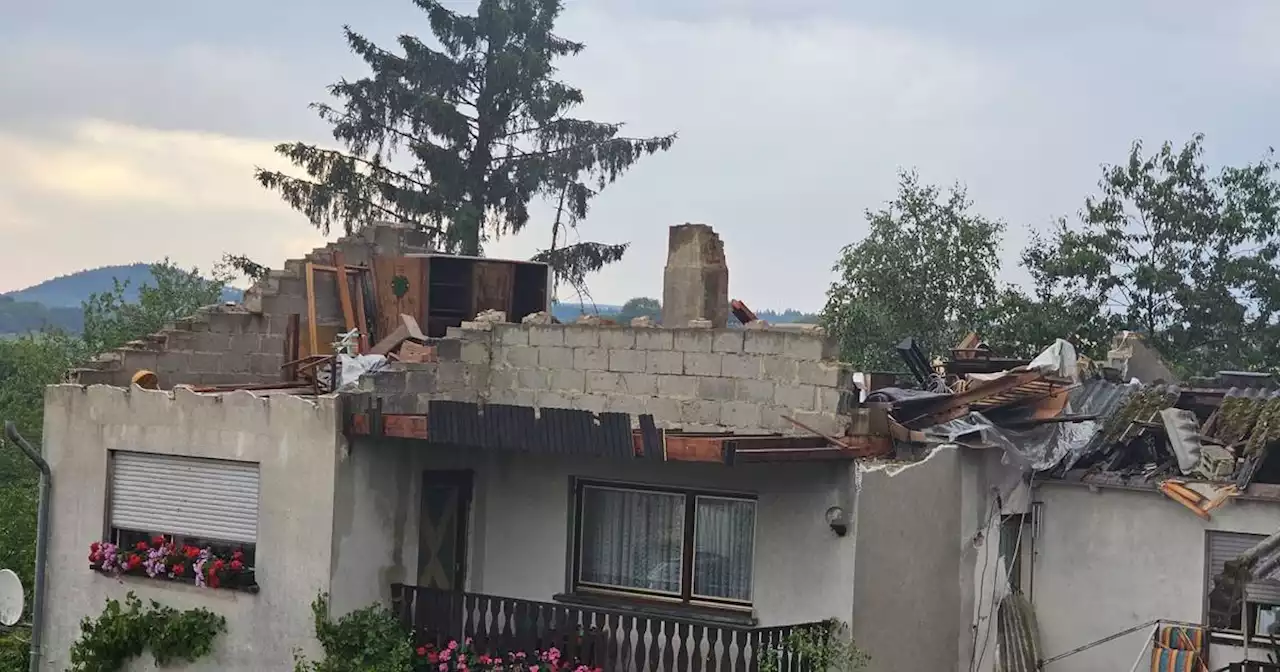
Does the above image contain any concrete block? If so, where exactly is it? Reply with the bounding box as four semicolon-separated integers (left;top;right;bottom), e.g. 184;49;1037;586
720;401;762;429
763;356;800;383
783;333;827;361
648;396;683;427
497;325;529;346
635;329;674;350
792;410;848;436
536;390;574;410
646;350;684;375
503;346;539;368
573;347;609;371
404;370;438;394
598;328;636;350
608;349;647;373
196;333;231;353
673;329;713;353
219;354;251;374
681;399;722;425
683;352;722;377
528;325;564;347
462;342;490;365
563;326;600;348
437;361;470;387
743;331;788;355
697;377;735;401
774;384;818;411
735;379;776;404
817;387;844;414
586;371;622;394
797;360;842;388
488;387;537;407
621;373;658;396
604;394;648;416
260;335;285;357
250;353;281;376
539;346;574;369
490;368;517;392
759;405;793;432
657;375;698;399
434;339;463;361
712;331;744;353
571;393;605;414
721;354;764;379
518;369;551;390
551;369;586;393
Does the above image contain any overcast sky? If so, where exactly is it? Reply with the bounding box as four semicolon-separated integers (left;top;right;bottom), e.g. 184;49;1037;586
2;1;1277;311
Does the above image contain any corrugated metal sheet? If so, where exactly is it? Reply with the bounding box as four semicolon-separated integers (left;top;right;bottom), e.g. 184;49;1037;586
426;400;635;458
110;451;260;543
1208;530;1280;605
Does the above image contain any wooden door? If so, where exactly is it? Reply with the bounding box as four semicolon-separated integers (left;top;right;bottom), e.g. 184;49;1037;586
372;256;426;343
417;470;473;591
471;261;515;318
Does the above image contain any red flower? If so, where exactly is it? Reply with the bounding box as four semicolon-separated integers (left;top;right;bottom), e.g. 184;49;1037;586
134;541;148;551
417;647;428;657
173;564;185;576
151;535;165;547
127;555;141;569
232;550;244;561
229;559;243;571
428;652;440;664
185;546;199;559
90;541;101;552
212;558;225;571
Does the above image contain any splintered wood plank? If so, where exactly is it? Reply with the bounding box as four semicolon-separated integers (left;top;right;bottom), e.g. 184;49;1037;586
472;261;515;317
333;251;358;338
305;261;319;355
373;256;425;342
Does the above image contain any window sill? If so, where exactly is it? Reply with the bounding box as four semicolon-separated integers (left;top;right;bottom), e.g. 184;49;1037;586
90;566;259;594
552;592;756;627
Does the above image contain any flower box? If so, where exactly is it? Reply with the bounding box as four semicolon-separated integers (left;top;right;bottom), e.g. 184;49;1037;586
88;538;258;593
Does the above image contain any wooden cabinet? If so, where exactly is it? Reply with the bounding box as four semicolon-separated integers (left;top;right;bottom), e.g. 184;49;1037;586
372;255;550;339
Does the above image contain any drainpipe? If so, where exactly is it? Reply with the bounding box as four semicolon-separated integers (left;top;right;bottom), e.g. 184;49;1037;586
5;421;50;672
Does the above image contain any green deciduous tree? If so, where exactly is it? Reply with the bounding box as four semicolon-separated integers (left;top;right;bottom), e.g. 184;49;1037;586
257;0;675;293
821;170;1005;369
1019;134;1280;375
616;297;661;324
82;260;227;353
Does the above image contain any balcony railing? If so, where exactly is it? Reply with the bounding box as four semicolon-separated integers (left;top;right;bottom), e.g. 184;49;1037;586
390;584;825;672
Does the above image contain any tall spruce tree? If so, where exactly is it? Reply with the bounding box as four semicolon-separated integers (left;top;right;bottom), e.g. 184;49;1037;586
257;0;675;291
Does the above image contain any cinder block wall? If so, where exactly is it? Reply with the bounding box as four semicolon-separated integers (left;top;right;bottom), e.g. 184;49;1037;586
69;224;433;388
360;322;852;436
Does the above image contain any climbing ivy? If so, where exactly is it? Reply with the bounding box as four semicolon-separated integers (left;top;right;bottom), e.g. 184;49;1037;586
68;592;226;672
293;594;413;672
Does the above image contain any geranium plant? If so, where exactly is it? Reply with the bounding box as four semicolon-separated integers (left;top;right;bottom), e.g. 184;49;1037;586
410;638;602;672
88;537;257;592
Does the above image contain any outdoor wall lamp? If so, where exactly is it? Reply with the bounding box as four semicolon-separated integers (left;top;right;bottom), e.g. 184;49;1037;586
825;506;849;537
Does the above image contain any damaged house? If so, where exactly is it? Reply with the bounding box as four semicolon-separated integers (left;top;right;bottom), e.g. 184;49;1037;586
864;331;1280;672
33;222;1002;672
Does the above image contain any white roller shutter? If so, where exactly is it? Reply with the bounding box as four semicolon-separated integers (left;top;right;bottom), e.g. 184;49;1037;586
110;451;260;544
1207;531;1280;605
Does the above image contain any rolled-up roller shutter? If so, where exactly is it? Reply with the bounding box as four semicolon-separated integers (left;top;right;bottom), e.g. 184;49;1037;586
110;451;259;544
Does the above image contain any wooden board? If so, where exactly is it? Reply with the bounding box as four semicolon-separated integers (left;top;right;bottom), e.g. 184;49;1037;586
300;325;344;359
372;256;426;343
472;260;515;317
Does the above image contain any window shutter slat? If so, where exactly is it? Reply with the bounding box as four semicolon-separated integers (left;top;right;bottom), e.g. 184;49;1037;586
110;451;260;544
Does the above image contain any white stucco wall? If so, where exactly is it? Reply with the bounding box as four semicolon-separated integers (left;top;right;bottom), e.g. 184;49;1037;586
1033;480;1280;671
39;385;343;671
334;440;859;628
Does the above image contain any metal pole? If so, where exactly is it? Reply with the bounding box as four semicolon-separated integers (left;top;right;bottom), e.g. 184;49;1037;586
5;421;50;672
1126;624;1160;672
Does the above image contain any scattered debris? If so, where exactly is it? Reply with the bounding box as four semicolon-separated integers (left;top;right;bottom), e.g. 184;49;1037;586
474;309;507;324
687;318;712;329
521;311;553;325
630;316;655;327
368;315;427;356
730;299;757;325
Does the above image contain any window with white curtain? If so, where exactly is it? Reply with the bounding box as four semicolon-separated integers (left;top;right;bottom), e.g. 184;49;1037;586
573;481;756;608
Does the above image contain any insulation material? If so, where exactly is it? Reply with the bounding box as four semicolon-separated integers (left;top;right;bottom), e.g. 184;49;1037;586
337;354;389;389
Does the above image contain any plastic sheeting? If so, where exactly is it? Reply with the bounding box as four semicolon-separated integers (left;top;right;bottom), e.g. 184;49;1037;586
922;379;1141;473
337;354;389;390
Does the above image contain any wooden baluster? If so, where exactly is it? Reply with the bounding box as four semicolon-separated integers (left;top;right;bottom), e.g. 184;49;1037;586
671;622;688;672
778;628;794;672
414;587;431;647
605;613;620;671
691;622;711;670
659;620;676;672
635;617;651;672
515;600;533;656
731;629;748;672
715;628;734;672
708;626;724;672
620;614;637;672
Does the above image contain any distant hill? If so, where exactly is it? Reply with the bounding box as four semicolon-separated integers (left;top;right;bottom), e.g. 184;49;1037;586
4;263;241;308
0;296;82;334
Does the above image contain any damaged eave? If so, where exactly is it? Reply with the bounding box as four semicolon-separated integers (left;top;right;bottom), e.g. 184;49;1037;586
342;393;857;465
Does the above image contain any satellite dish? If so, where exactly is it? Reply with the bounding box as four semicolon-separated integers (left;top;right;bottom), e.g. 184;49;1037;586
0;569;24;626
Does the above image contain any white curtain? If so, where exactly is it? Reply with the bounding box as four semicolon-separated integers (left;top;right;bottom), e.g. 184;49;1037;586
693;497;755;602
580;487;685;594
